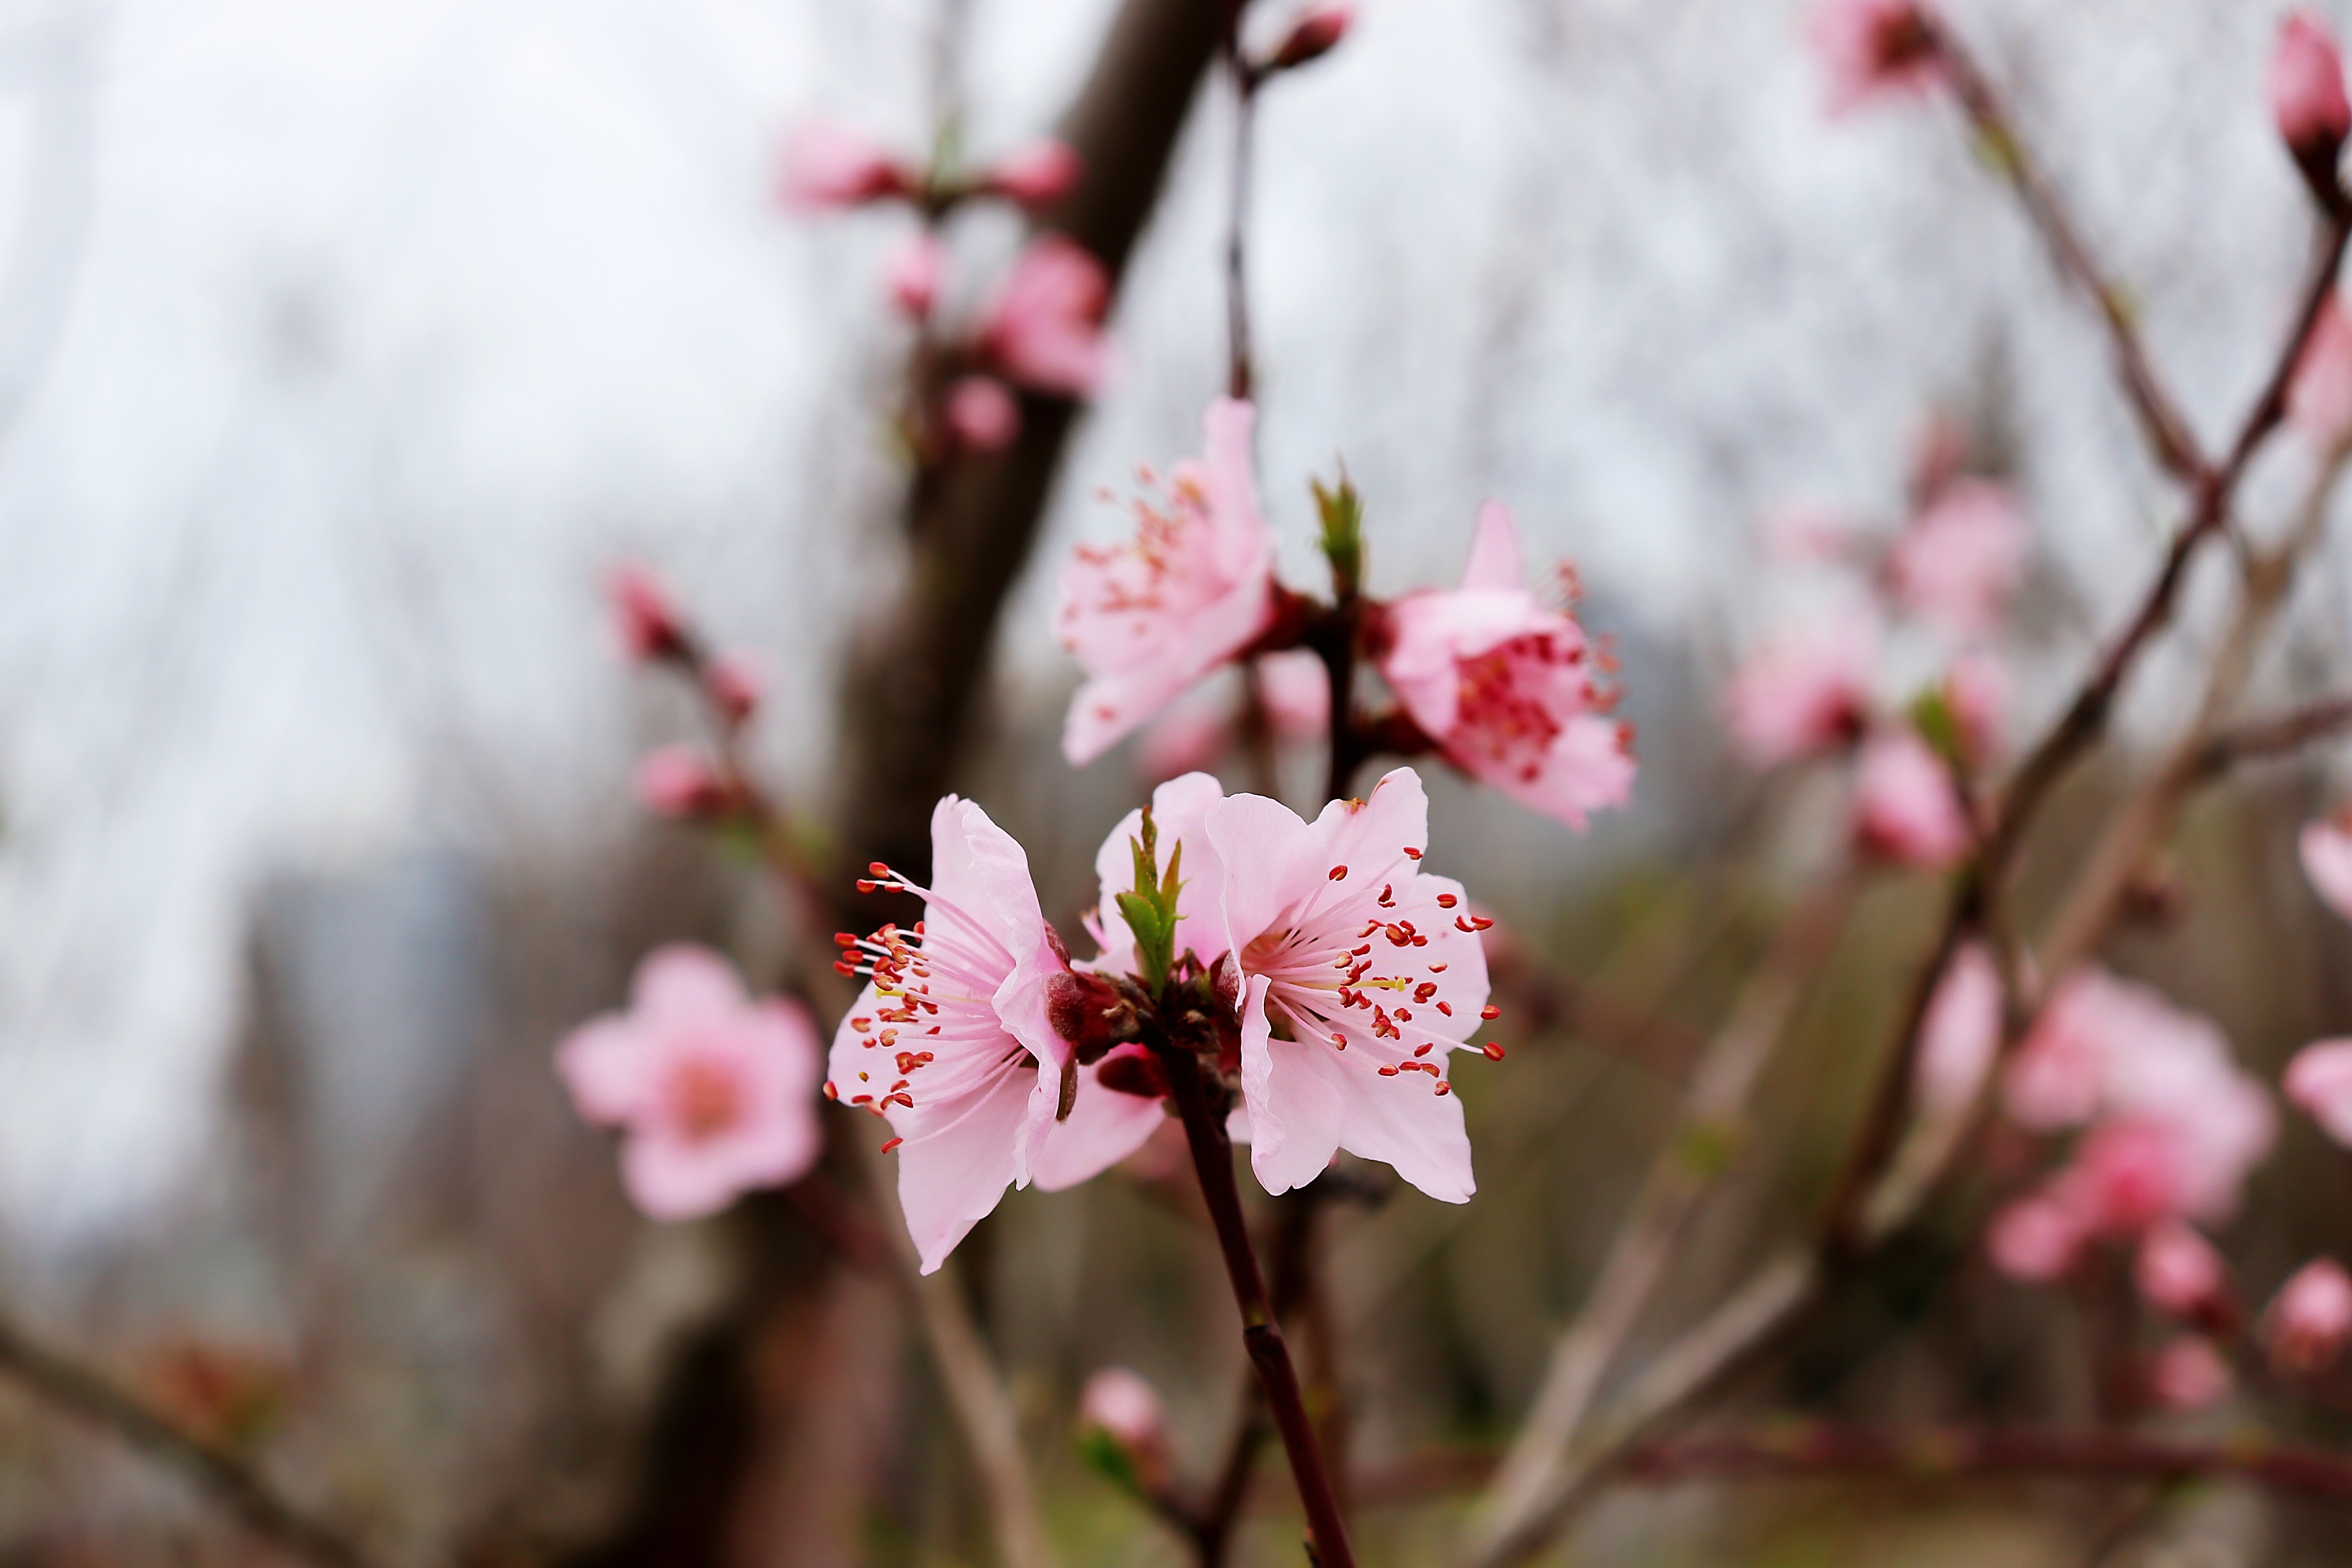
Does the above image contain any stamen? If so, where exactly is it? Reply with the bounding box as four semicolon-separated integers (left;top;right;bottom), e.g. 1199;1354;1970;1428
1482;1042;1506;1061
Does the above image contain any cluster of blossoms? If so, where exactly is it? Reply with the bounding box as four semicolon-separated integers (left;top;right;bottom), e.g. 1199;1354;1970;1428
1724;421;2025;872
780;118;1110;456
1056;396;1635;832
607;564;770;824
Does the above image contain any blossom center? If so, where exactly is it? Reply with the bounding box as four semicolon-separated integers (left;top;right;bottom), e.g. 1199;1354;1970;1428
668;1054;745;1143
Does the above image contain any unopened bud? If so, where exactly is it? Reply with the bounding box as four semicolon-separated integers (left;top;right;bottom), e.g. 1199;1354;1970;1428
1093;1041;1170;1100
884;232;945;318
2273;12;2351;208
984;139;1082;208
2148;1334;2232;1411
634;746;727;818
1046;969;1139;1064
704;653;762;726
945;375;1020;453
609;564;685;662
2266;1257;2352;1373
1077;1367;1170;1493
1265;4;1353;73
778;120;917;210
2134;1220;2224;1317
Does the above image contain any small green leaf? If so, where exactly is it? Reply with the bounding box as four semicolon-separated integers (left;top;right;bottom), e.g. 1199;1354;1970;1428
1908;687;1966;772
1077;1427;1141;1494
1311;473;1365;600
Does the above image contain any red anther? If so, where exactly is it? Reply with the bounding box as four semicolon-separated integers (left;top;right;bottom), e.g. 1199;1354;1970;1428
1481;1004;1501;1020
1435;1082;1452;1097
1455;916;1478;932
1378;883;1395;907
835;932;859;946
1482;1042;1506;1061
1428;962;1448;973
881;1137;903;1154
1436;893;1459;909
1411;935;1427;946
1351;943;1372;956
1386;924;1410;945
1395;1007;1412;1022
850;1016;871;1030
1436;1001;1453;1016
823;1081;839;1100
1330;1033;1347;1047
851;1093;873;1105
1378;1065;1399;1077
1415;982;1438;1002
868;861;890;876
855;879;878;893
1471;916;1494;930
1329;865;1349;881
1413;1042;1432;1057
833;959;858;976
1402;847;1423;860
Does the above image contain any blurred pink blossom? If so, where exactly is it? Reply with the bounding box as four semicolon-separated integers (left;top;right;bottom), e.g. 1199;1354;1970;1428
556;945;821;1221
2135;1220;2225;1317
2284;1038;2352;1146
1758;502;1856;563
945;375;1022;453
778;119;915;210
705;654;762;726
1135;697;1229;783
1724;614;1876;767
1886;479;2028;636
2266;1257;2352;1373
885;232;945;318
634;746;726;819
2297;811;2352;921
1987;1193;2082;1282
1259;649;1332;740
2287;295;2352;450
1914;941;2001;1115
1809;0;1945;115
608;563;684;662
1267;3;1354;71
1852;728;1970;869
2148;1335;2232;1411
984;139;1082;208
1079;1366;1170;1489
2272;12;2351;163
979;234;1113;398
1376;502;1634;830
1132;651;1329;785
832;797;1161;1273
1057;398;1275;765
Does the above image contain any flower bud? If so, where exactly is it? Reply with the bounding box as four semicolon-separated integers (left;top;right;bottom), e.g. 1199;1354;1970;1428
1046;969;1139;1064
2266;1257;2352;1373
2273;12;2351;206
704;653;762;726
609;564;686;662
2286;1037;2352;1146
1265;4;1353;73
634;745;727;818
984;139;1082;208
2286;294;2352;452
2135;1220;2224;1317
778;120;916;210
1986;1193;2082;1283
2148;1334;2232;1410
945;375;1021;453
884;232;945;319
1092;1041;1170;1100
1077;1367;1170;1493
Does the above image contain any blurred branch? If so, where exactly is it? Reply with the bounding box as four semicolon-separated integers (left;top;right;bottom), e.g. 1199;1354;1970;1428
0;1306;370;1568
1466;871;1858;1560
2191;690;2352;778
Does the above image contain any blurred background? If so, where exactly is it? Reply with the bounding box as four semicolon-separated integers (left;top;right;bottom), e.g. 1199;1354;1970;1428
6;0;2352;1562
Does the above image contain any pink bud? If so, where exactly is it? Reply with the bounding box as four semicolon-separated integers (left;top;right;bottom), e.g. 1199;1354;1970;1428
634;745;726;818
2287;294;2352;451
609;564;684;662
885;233;946;318
1256;648;1332;741
2148;1334;2232;1410
1267;4;1354;72
778;119;913;210
984;139;1082;208
1987;1193;2083;1283
1852;728;1972;870
2135;1221;2225;1317
1913;941;2000;1116
1809;0;1945;115
704;654;762;726
2273;13;2351;176
2266;1257;2352;1373
945;375;1021;453
2286;1037;2352;1146
1078;1366;1170;1489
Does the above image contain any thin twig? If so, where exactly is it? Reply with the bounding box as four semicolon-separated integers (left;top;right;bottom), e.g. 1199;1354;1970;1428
2190;692;2352;780
0;1309;370;1568
1221;0;1257;403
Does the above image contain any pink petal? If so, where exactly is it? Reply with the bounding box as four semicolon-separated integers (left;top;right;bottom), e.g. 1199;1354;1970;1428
1031;1066;1169;1191
621;1131;758;1221
2285;1038;2352;1146
890;1068;1035;1275
2299;816;2352;923
1459;500;1526;592
1093;770;1232;971
1914;941;2002;1115
555;1017;651;1125
633;943;749;1020
1235;974;1350;1195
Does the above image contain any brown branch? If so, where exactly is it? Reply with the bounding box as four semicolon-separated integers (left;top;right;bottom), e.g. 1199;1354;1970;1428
0;1309;370;1568
2190;692;2352;780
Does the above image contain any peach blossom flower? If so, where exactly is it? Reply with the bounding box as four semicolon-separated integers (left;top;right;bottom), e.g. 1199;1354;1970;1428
2284;1038;2352;1146
1886;479;2028;636
886;232;945;318
830;797;1155;1272
1057;398;1276;765
945;375;1021;453
2149;1335;2232;1410
557;945;821;1221
2273;13;2351;164
1725;613;1876;767
1376;502;1634;830
985;140;1082;208
1809;0;1945;115
1915;941;2001;1115
1987;1194;2083;1282
609;563;684;662
2136;1220;2225;1317
979;234;1113;398
635;746;726;818
778;119;916;210
2266;1257;2352;1373
1852;728;1970;869
705;654;762;725
2287;295;2352;450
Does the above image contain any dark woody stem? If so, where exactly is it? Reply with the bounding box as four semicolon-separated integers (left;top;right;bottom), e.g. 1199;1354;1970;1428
1221;0;1257;401
1157;1039;1358;1568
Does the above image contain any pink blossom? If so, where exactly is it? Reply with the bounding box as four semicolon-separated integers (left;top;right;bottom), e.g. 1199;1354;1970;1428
609;563;683;662
2286;294;2352;451
705;653;761;726
885;232;945;318
1852;728;1971;869
1056;398;1276;765
2266;1257;2352;1373
1886;479;2028;636
778;119;915;210
2284;1038;2352;1146
2050;1119;2192;1236
978;234;1113;398
2301;811;2352;921
2273;12;2351;162
2135;1220;2225;1317
1724;614;1876;767
1987;1193;2083;1282
830;797;1156;1273
1267;3;1354;71
984;140;1082;208
556;945;821;1221
2148;1335;2232;1411
635;746;726;818
1914;941;2001;1115
1808;0;1946;115
1376;502;1634;830
1136;696;1230;784
945;375;1021;453
1078;1366;1170;1489
1259;649;1332;741
1203;767;1489;1200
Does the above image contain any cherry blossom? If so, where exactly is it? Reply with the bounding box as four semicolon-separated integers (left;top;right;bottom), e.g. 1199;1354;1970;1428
2287;295;2352;451
1376;502;1634;830
1724;613;1876;767
1057;398;1277;765
2298;810;2352;921
1852;728;1970;869
2135;1220;2226;1317
945;376;1021;453
2266;1257;2352;1373
778;119;917;210
1913;941;2001;1115
2148;1335;2232;1411
1079;1366;1171;1492
2272;12;2351;164
979;234;1113;398
1987;1193;2082;1282
1885;479;2028;636
2284;1038;2352;1146
1808;0;1945;115
829;796;1156;1273
556;945;821;1221
984;140;1082;208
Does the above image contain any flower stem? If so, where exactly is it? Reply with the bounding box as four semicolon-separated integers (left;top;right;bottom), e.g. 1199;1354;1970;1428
1158;1043;1356;1568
